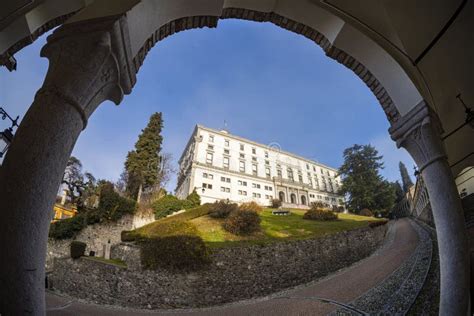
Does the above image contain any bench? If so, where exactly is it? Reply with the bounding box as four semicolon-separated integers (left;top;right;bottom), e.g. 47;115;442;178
272;210;291;216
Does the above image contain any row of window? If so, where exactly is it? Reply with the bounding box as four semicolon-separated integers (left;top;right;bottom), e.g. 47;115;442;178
206;134;336;177
205;172;274;191
235;190;273;200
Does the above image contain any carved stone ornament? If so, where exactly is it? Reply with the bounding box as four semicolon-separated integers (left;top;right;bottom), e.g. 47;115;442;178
36;15;136;128
389;101;447;172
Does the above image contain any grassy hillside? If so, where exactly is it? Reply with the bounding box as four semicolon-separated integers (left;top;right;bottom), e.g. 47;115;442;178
130;205;383;248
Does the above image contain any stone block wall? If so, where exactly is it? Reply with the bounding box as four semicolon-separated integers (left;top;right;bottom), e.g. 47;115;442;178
46;213;154;270
50;224;387;309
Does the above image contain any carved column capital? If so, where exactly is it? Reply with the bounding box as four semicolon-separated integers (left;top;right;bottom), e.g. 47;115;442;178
37;15;136;128
389;101;446;172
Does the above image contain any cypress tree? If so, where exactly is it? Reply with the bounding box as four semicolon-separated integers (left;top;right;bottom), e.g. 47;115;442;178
399;161;414;193
124;112;164;199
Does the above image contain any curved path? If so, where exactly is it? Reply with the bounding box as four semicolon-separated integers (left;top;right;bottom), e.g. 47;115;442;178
46;218;419;315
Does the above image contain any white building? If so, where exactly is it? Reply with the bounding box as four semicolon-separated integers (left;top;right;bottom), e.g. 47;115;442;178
176;125;345;209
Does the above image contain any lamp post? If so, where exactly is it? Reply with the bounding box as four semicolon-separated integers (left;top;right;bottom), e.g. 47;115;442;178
0;107;19;158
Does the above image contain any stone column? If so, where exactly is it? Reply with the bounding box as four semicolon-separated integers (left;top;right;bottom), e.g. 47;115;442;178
389;101;469;315
0;17;135;315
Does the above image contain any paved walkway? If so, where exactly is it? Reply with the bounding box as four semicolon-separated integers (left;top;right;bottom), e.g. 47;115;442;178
46;218;419;315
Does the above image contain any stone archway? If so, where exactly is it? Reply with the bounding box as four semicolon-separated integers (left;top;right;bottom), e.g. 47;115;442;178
290;193;297;204
278;191;285;203
301;195;307;206
0;2;470;315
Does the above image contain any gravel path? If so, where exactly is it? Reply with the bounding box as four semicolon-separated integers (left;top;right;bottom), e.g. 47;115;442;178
46;218;419;316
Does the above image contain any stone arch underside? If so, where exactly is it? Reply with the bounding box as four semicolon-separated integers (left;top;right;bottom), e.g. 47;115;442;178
0;1;470;315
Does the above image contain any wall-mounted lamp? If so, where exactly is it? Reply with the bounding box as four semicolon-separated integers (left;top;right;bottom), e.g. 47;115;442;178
413;166;420;177
0;107;19;158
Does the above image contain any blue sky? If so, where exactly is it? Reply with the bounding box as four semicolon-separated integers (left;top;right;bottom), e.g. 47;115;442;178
0;19;414;191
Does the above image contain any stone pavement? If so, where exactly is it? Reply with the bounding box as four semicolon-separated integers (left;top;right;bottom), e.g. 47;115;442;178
46;218;419;316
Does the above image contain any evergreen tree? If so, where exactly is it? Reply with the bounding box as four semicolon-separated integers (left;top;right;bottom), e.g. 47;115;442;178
374;180;397;214
186;189;201;208
393;181;405;203
339;144;384;212
399;161;414;192
124;112;164;199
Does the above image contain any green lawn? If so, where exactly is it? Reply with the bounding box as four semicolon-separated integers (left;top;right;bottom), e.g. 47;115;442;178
191;209;382;248
131;206;383;249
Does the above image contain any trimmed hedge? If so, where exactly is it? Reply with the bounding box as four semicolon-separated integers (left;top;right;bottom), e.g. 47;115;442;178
121;230;136;242
368;220;388;228
140;235;210;271
303;208;338;221
359;208;374;217
208;200;238;219
70;241;87;259
132;220;199;240
223;210;261;235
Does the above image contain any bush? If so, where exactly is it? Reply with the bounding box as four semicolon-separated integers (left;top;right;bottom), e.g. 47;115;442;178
359;208;374;217
239;201;263;213
223;210;261;235
185;189;201;208
271;198;282;208
49;214;87;239
208;200;238;219
98;182;137;221
140;235;210;271
153;195;184;219
70;241;87;259
303;208;338;221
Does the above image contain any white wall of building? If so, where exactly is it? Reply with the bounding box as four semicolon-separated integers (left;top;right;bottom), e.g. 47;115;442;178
176;125;344;207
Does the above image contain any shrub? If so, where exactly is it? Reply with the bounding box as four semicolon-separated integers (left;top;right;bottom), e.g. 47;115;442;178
98;182;137;221
270;198;282;208
70;241;87;259
239;201;263;213
303;208;338;221
185;189;201;208
49;214;86;239
208;200;238;219
223;210;261;235
121;230;136;242
140;235;210;271
359;208;374;217
153;195;184;219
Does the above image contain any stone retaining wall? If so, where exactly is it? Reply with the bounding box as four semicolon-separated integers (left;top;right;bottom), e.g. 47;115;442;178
50;224;387;309
46;212;154;270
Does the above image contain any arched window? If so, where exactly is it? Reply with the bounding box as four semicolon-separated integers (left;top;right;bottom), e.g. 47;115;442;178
290;193;297;204
279;191;285;202
301;195;307;205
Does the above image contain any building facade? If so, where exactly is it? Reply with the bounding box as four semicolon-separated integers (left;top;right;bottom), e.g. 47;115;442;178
176;125;345;209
